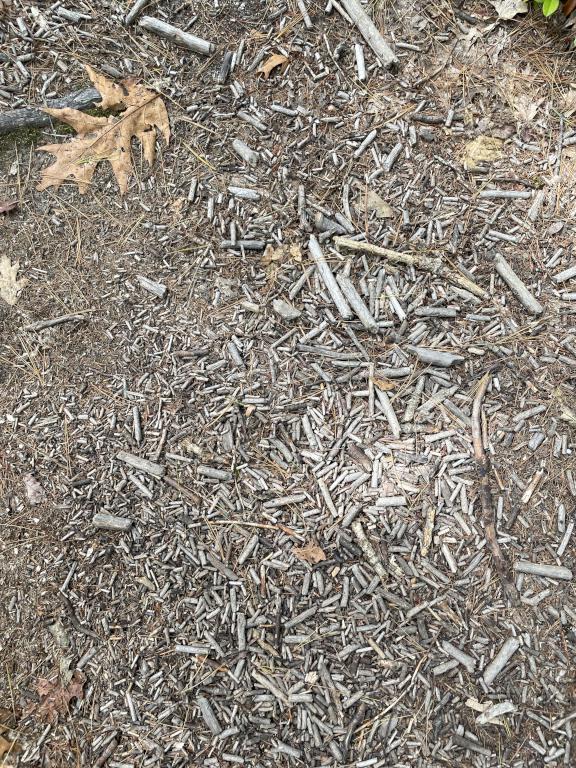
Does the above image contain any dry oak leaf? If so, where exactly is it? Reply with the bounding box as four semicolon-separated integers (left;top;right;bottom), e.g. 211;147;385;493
33;670;85;725
0;255;27;306
370;376;396;392
256;53;289;79
37;65;170;195
292;543;326;564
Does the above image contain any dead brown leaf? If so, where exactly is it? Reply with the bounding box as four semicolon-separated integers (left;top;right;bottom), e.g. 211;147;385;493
371;376;396;392
0;734;20;762
256;54;289;80
32;671;85;725
262;243;302;282
37;65;170;195
292;543;326;564
0;200;17;214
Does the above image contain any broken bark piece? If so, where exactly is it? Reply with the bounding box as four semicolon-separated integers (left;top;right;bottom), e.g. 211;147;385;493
483;637;520;685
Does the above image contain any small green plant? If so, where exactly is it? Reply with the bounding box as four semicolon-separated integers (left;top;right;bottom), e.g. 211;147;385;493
533;0;560;17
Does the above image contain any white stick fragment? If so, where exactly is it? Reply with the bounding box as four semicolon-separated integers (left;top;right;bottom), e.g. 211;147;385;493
92;512;133;531
138;16;215;55
335;272;378;331
483;637;520;686
476;701;516;726
340;0;398;68
117;451;165;477
137;275;167;298
553;265;576;283
351;519;388;584
232;138;259;166
494;254;544;316
308;236;353;319
355;43;366;81
297;0;313;28
513;561;572;580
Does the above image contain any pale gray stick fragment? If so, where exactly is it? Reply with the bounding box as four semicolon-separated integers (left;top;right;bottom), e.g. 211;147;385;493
24;314;86;331
375;389;401;438
175;644;212;655
513;561;572;580
355;43;366;81
403;376;425;422
252;671;289;705
383;142;403;172
263;494;307;509
137;275;167;298
197;696;222;735
232;138;259;165
408;346;464;367
441;641;476;673
138;16;215;55
353;128;376;158
117;451;165;477
483;637;520;685
308;236;353;319
351;520;387;584
92;513;132;531
336;273;378;331
340;0;398;68
494;253;544;315
553;265;576;283
125;0;150;25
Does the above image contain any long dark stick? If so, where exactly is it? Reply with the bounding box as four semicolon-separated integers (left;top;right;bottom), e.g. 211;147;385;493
472;374;520;606
0;87;100;135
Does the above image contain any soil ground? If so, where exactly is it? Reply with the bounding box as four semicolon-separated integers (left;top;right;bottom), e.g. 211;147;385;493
1;1;576;767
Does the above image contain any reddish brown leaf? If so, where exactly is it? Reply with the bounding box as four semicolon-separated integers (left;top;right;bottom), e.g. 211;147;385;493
33;671;85;724
0;200;17;214
256;54;289;80
292;542;326;564
564;0;576;15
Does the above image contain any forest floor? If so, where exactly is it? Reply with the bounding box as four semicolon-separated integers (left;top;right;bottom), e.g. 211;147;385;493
1;1;576;767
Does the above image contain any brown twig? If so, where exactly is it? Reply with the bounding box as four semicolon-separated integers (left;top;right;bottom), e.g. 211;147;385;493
472;374;520;606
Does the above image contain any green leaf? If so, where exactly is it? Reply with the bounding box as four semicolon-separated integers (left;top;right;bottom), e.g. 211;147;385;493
542;0;560;15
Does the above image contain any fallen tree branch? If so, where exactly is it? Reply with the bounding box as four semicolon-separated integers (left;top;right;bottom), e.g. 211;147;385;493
0;87;100;135
334;236;489;299
340;0;398;69
472;374;520;606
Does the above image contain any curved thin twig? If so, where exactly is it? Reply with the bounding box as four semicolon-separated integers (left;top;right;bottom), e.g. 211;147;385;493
472;374;520;606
